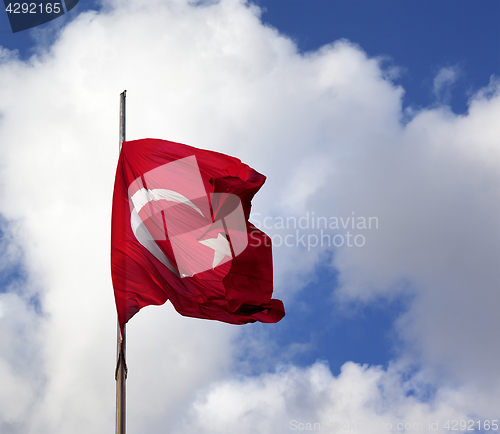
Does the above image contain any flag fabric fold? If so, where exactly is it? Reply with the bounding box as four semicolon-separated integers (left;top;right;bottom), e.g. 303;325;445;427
111;138;285;328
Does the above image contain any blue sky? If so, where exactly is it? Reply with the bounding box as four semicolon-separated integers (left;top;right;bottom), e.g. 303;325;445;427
255;0;500;115
0;1;499;433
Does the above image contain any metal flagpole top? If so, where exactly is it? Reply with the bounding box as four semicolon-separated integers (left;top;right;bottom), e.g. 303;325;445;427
119;90;126;151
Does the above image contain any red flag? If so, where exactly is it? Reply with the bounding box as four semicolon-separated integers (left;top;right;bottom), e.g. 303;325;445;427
111;138;285;328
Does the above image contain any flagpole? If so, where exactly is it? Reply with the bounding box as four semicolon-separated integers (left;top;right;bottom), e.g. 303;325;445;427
116;90;127;434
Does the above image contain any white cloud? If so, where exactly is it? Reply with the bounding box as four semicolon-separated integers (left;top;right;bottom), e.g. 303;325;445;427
325;91;500;390
0;292;44;432
433;65;460;105
173;361;481;434
0;0;498;432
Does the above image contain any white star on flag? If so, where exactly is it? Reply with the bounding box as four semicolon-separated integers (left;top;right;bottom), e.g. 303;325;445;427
200;232;233;268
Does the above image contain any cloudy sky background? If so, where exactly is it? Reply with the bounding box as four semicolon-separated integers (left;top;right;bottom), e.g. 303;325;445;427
0;0;499;433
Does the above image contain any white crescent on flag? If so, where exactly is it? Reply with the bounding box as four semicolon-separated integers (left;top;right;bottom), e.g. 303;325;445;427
130;188;204;217
127;156;247;278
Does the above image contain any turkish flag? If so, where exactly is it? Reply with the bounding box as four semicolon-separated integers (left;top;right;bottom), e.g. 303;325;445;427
111;138;285;328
